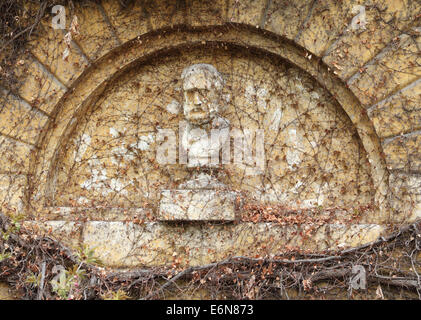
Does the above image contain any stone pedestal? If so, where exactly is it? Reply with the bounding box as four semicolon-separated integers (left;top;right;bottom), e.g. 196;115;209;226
158;189;236;221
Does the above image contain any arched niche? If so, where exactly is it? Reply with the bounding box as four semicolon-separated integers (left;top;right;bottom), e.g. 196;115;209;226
27;26;390;267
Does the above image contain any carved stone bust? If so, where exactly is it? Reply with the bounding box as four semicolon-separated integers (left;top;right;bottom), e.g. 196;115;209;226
158;64;236;221
180;64;230;168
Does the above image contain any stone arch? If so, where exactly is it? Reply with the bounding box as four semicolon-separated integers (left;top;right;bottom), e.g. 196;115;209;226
29;25;387;209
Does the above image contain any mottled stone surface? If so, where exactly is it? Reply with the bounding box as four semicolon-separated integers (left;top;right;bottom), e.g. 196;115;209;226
368;79;421;139
0;174;26;214
159;189;236;221
0;135;33;174
383;132;421;171
0;89;48;144
323;2;420;81
28;21;89;86
72;2;120;61
0;283;16;300
349;34;421;107
10;52;67;114
389;172;421;222
81;221;384;267
23;220;82;249
264;0;313;39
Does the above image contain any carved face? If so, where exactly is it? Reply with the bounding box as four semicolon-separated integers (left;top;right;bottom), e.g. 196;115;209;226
182;64;223;125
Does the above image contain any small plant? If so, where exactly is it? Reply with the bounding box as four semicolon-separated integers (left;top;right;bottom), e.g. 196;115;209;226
50;265;86;300
25;272;41;288
1;213;25;240
102;289;131;300
76;245;103;266
0;249;12;262
352;208;361;217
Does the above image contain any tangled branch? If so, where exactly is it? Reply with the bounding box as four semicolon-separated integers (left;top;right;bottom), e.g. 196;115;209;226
1;212;421;300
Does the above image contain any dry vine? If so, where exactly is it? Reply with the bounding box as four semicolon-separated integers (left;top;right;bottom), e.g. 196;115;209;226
1;212;421;300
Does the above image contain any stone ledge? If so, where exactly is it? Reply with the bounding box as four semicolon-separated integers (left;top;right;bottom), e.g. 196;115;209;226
43;207;150;221
23;220;82;249
79;221;383;267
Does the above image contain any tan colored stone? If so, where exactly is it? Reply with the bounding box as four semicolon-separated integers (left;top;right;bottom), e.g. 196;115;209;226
42;206;150;221
50;46;375;213
101;0;149;43
227;0;266;26
82;221;170;267
28;20;89;86
26;27;388;220
0;174;26;214
0;283;17;300
11;53;67;114
81;221;384;267
186;0;226;26
0;135;33;173
0;89;48;144
389;172;421;222
323;1;420;81
73;2;120;61
151;0;187;29
349;34;421;107
23;220;82;249
295;0;364;56
264;0;314;39
10;9;414;268
323;223;384;248
159;189;236;221
383;132;421;171
368;79;421;139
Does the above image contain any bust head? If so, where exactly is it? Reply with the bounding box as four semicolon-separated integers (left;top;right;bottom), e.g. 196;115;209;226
181;64;224;125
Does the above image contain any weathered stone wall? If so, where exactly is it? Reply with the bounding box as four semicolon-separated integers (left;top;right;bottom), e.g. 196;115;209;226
0;0;420;271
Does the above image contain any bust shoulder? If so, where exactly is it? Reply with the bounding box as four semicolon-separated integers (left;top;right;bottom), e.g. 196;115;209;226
212;115;230;129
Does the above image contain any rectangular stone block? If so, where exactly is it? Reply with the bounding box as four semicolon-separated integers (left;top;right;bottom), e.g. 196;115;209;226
186;0;226;26
29;21;89;86
101;0;149;43
227;0;266;26
368;79;421;138
264;0;314;39
158;189;236;221
349;34;421;107
382;132;421;171
82;221;169;267
42;206;151;221
323;4;405;80
389;172;421;222
12;53;67;114
23;220;82;249
295;0;362;56
73;2;120;61
0;135;34;173
81;221;384;267
0;89;49;144
149;0;186;30
0;174;26;214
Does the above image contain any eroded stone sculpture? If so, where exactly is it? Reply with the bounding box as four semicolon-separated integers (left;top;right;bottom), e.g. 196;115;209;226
158;64;236;221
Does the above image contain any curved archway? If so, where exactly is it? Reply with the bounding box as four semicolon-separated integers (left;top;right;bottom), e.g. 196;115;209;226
21;25;393;266
31;25;389;210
